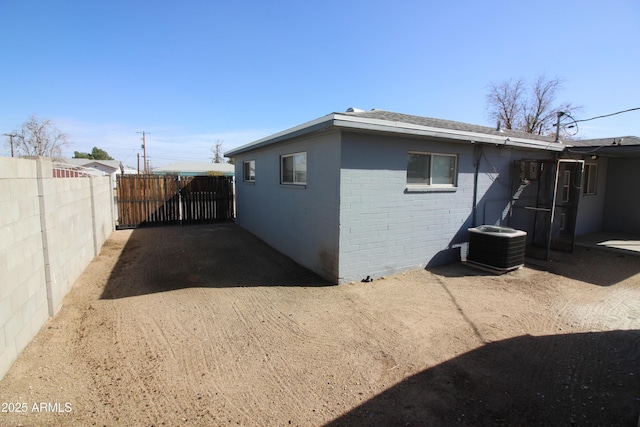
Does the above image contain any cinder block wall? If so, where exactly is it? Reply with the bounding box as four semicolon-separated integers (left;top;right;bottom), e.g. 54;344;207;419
233;131;342;282
0;157;114;380
338;132;553;283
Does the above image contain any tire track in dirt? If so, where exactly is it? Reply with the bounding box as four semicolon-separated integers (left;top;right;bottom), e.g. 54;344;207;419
553;284;640;331
159;287;289;424
197;284;418;423
102;300;167;424
304;281;436;399
4;226;639;426
179;290;263;425
118;291;260;425
113;231;206;423
129;309;191;415
227;291;315;417
457;268;570;338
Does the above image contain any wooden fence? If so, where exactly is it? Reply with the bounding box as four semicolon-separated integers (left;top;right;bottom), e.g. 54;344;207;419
116;175;234;228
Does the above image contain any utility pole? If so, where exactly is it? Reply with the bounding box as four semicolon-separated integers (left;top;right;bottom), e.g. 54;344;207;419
137;152;141;175
3;133;17;157
554;111;565;143
137;131;150;173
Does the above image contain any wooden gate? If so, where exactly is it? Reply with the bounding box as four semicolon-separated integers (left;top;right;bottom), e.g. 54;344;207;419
116;175;234;229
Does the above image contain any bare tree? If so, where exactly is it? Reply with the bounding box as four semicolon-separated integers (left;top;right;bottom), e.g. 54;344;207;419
486;78;524;130
486;75;577;137
13;115;68;157
211;139;224;163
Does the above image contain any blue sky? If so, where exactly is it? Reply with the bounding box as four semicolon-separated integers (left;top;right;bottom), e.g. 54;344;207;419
1;0;639;167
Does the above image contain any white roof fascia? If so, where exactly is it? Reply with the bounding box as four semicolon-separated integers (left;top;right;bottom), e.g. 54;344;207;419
224;114;336;156
225;112;565;157
332;114;565;152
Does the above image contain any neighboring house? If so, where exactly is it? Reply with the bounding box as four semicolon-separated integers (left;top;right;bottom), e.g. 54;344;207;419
64;158;124;188
152;161;235;177
563;136;640;236
121;166;139;175
225;108;570;283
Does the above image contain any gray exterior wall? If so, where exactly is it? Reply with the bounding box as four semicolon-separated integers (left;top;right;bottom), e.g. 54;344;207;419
574;157;608;235
337;132;553;282
1;157;114;380
233;131;341;281
232;129;557;284
603;158;640;234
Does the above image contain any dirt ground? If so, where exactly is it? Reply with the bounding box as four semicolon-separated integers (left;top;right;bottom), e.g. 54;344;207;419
1;223;639;426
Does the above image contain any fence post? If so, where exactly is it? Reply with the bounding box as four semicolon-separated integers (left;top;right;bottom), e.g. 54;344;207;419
111;176;116;230
178;175;183;223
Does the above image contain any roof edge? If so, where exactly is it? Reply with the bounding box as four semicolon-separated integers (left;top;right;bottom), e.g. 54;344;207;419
225;111;566;156
332;113;565;152
224;113;337;157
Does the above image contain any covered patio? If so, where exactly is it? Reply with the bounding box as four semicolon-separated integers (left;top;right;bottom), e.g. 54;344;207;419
565;137;640;256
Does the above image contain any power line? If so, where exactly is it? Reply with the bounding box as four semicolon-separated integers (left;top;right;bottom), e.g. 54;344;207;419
559;112;580;135
571;107;640;124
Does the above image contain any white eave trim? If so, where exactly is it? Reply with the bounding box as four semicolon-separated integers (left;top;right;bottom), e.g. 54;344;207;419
225;114;335;156
225;113;565;156
332;114;565;152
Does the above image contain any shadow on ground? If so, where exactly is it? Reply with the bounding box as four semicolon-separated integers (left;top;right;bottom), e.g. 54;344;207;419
425;263;499;279
430;245;640;287
327;330;640;427
524;246;640;287
101;223;331;299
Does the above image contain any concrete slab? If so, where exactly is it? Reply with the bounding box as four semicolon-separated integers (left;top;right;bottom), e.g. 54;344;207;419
575;232;640;256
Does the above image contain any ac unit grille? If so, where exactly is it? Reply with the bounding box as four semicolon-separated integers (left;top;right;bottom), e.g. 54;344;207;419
467;226;527;270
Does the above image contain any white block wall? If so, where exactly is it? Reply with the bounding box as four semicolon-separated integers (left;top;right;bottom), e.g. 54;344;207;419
0;157;114;380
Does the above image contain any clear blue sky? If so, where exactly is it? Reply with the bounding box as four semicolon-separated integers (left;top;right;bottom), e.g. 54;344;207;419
1;0;639;167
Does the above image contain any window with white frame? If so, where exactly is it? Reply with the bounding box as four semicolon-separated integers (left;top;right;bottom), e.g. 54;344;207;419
406;152;457;187
281;152;307;185
583;163;597;195
243;160;255;182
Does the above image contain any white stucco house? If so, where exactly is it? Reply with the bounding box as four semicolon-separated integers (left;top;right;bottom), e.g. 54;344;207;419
225;108;590;283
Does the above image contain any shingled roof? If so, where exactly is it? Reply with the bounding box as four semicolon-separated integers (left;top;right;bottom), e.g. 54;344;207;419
340;109;556;143
566;135;640;147
225;108;565;157
564;135;640;157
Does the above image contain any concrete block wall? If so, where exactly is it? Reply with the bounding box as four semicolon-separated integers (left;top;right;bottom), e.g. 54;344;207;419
0;157;113;380
45;175;114;311
0;158;49;380
338;132;554;283
231;129;558;284
234;131;341;281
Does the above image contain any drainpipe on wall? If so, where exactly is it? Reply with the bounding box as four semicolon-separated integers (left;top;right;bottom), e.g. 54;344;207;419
472;144;482;227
